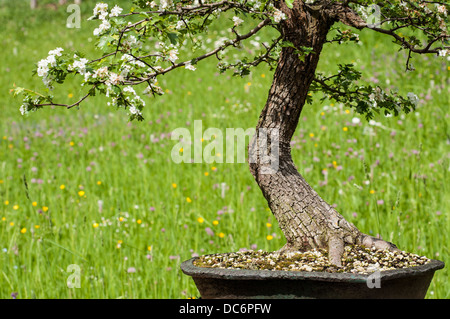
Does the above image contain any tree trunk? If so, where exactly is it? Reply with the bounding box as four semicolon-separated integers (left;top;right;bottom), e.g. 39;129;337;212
249;2;398;266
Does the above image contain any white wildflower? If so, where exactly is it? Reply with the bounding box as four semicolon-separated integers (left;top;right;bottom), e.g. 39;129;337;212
352;117;361;124
369;120;381;126
438;49;448;57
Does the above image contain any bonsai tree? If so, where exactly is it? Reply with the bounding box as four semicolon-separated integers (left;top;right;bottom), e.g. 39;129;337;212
14;0;449;266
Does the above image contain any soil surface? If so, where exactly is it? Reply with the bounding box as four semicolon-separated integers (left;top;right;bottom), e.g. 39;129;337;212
194;245;430;274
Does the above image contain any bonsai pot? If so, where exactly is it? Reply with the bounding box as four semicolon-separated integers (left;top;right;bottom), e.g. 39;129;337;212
181;257;444;299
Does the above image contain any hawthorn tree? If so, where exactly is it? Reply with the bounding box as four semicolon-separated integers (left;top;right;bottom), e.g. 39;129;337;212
15;0;449;266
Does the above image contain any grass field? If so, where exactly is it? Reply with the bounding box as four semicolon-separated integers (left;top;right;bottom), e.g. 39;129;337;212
0;0;448;299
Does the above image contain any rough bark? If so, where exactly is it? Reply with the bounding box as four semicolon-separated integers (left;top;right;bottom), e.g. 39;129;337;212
249;2;398;266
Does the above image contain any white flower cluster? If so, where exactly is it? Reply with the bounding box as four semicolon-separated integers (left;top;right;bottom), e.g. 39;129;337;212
273;9;287;23
146;1;158;9
143;78;164;96
20;100;31;116
121;34;142;52
438;49;448;57
159;0;173;11
68;55;89;76
185;62;196;71
407;92;419;106
106;85;145;118
123;86;145;116
437;5;447;16
36;47;64;89
92;3;123;36
84;65;125;87
157;43;179;63
175;20;185;30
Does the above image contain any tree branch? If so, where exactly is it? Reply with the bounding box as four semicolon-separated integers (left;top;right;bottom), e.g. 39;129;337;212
123;18;272;86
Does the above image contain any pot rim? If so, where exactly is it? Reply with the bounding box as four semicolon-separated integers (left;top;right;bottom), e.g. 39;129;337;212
181;255;445;283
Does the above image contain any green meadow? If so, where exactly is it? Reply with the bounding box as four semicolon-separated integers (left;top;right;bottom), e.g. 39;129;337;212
0;0;448;298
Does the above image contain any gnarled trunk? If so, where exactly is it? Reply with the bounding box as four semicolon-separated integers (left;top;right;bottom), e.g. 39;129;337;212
249;3;397;266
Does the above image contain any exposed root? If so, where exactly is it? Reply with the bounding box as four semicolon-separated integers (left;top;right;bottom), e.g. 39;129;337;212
359;234;400;252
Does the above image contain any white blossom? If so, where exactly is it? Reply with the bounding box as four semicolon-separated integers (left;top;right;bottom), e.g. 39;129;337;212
37;59;50;77
84;71;92;82
93;3;108;18
437;5;447;16
273;9;286;23
167;48;179;63
175;20;185;30
407;92;419;106
69;57;89;75
123;86;136;95
232;16;244;26
93;66;109;80
438;49;448;57
110;5;123;17
185;62;196;71
129;106;142;116
122;35;141;51
46;55;57;67
93;19;111;36
107;72;124;86
48;47;64;57
121;54;145;68
159;0;173;10
20;104;29;116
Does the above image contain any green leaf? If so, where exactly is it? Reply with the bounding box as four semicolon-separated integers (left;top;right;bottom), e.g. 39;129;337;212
286;0;294;9
167;32;179;45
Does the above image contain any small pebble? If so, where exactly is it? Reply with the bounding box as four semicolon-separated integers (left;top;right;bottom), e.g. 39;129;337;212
194;245;430;274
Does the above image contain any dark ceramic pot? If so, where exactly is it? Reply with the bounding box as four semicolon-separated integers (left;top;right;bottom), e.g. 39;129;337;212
181;257;444;299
